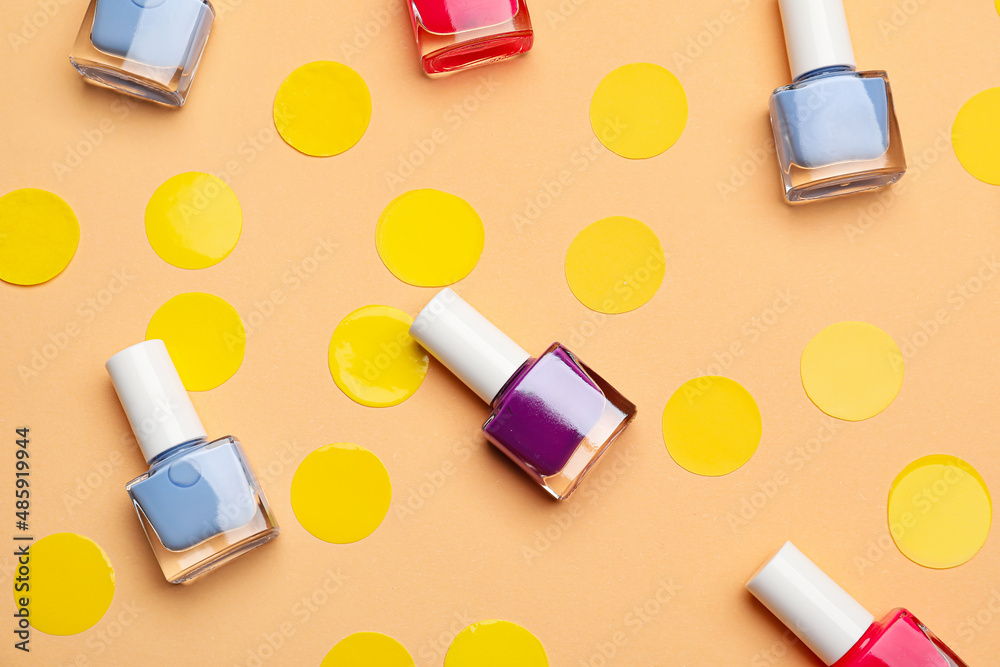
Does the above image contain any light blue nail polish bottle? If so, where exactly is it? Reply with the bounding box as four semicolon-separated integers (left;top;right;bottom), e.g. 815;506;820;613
107;340;278;584
70;0;215;106
769;0;906;203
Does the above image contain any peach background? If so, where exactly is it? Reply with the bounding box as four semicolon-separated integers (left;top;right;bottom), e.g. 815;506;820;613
2;0;1000;665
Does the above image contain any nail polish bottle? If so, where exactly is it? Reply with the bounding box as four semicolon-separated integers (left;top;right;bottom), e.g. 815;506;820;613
407;0;533;75
106;340;278;583
747;542;968;666
769;0;905;202
70;0;215;106
410;288;636;500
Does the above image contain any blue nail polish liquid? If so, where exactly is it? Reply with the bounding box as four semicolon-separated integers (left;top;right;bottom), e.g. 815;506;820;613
70;0;215;106
770;67;905;203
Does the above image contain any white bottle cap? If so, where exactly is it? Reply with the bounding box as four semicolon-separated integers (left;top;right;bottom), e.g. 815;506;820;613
410;288;531;404
106;340;207;463
747;542;874;665
778;0;857;81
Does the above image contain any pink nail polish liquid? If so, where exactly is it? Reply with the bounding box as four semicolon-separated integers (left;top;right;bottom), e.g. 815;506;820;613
407;0;533;74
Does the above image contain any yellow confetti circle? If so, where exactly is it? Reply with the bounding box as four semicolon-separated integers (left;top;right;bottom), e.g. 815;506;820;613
953;87;1000;185
329;305;428;408
322;632;414;667
145;172;242;269
662;376;762;476
590;63;688;159
274;61;371;157
888;455;992;569
13;533;114;635
146;292;246;391
445;620;548;667
565;216;665;314
376;189;485;287
0;188;79;285
291;443;392;544
800;322;904;421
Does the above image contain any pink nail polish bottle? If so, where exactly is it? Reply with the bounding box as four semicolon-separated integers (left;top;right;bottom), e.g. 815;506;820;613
406;0;533;75
747;542;968;667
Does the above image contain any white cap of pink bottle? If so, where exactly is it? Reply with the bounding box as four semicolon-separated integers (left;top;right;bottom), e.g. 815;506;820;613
746;541;875;665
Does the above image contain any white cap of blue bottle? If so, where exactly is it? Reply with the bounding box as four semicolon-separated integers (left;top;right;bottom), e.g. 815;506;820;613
410;288;532;404
746;542;874;665
778;0;857;81
106;340;207;463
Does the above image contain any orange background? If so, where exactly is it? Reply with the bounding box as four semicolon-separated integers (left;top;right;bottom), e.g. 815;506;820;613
2;0;1000;665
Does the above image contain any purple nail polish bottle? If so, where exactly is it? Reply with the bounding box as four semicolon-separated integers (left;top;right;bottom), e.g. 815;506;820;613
411;288;636;500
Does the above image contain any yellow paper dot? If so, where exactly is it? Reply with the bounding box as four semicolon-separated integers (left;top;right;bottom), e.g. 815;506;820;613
291;444;391;544
590;63;688;159
146;292;246;391
953;87;1000;185
800;322;904;421
662;377;762;476
329;305;428;408
0;188;79;285
888;455;992;569
145;172;242;269
565;216;665;314
322;632;414;667
376;189;485;287
274;61;371;157
13;533;114;635
445;620;548;667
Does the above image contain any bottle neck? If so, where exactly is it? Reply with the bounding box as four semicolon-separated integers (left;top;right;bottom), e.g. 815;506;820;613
793;64;856;83
147;437;207;467
488;357;536;408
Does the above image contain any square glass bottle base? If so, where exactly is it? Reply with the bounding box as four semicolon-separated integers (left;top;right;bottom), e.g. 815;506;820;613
408;0;532;74
769;70;906;203
69;0;214;106
484;346;636;500
135;501;278;584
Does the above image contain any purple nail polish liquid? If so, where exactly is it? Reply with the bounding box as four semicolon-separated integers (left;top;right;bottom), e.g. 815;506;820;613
411;288;636;500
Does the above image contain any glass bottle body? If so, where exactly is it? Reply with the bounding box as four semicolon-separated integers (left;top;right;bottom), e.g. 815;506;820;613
126;435;278;583
70;0;215;106
833;609;968;667
483;344;636;500
407;0;533;75
769;67;905;202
